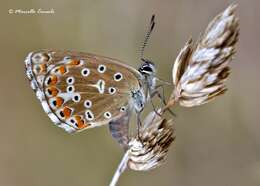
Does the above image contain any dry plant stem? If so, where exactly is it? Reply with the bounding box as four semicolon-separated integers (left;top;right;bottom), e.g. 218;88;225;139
163;96;177;113
109;151;130;186
109;111;175;185
169;4;239;107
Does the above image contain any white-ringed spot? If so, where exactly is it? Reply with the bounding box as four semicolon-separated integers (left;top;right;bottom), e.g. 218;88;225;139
66;85;75;93
72;93;81;102
120;106;126;112
104;111;112;119
66;76;75;84
84;100;92;108
108;87;116;95
85;110;94;121
81;68;90;77
97;64;106;73
114;72;123;81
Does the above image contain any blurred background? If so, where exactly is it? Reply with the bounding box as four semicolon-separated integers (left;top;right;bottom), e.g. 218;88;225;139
0;0;259;186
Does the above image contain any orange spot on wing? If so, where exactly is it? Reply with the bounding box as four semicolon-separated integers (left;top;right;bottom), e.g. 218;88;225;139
59;66;67;74
39;64;47;73
49;75;58;85
63;107;72;119
74;115;86;129
46;87;59;97
34;64;46;74
55;97;64;108
50;87;58;97
68;59;80;66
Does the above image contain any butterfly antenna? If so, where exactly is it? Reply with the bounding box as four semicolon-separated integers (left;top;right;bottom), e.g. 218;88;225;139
140;14;156;60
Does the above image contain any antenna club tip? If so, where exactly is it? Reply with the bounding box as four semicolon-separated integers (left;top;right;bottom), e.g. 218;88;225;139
151;14;156;23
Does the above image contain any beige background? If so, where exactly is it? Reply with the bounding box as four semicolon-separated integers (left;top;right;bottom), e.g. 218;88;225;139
0;0;259;186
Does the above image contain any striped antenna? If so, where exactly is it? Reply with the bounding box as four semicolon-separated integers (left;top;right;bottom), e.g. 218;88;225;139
140;14;155;60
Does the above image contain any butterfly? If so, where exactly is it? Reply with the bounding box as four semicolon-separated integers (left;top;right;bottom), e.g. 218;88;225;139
25;15;158;148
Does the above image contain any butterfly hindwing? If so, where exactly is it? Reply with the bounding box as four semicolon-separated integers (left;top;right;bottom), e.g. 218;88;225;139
25;50;142;133
109;108;132;150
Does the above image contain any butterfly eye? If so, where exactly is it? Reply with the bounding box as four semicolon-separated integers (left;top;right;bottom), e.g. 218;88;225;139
66;77;75;84
104;111;112;119
84;100;92;108
81;68;90;77
142;66;153;72
85;110;94;121
72;93;81;102
114;72;123;81
108;87;116;95
66;85;75;93
98;64;106;73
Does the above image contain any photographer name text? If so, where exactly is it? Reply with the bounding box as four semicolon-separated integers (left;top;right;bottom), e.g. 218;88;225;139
8;8;55;15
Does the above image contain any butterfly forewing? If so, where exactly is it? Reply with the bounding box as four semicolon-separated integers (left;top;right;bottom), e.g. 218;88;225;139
25;50;142;133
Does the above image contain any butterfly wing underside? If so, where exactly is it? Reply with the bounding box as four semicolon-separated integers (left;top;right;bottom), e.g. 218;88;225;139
25;50;142;133
109;108;132;150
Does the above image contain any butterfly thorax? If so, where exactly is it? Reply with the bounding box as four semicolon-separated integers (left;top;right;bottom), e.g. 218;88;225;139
138;59;157;99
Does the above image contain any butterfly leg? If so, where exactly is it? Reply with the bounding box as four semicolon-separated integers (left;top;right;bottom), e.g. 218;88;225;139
146;84;164;116
151;84;176;117
149;96;162;116
150;84;166;104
